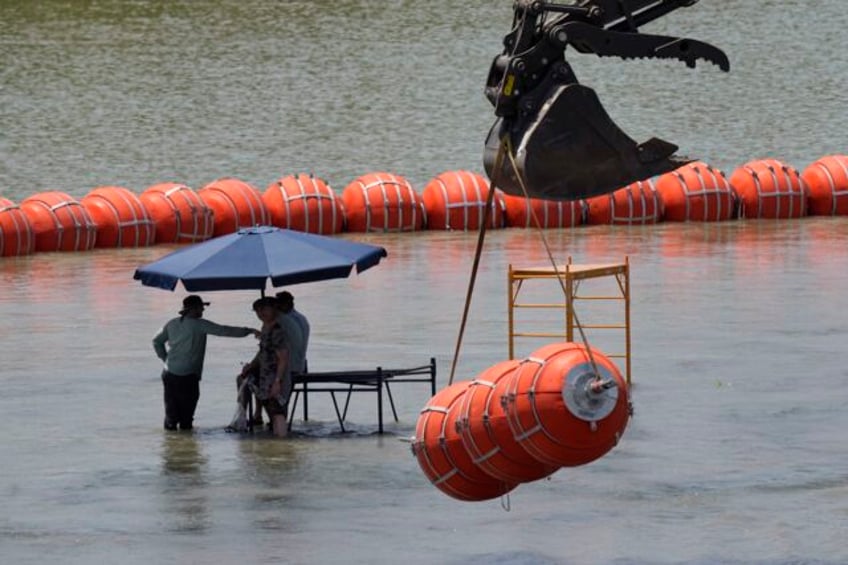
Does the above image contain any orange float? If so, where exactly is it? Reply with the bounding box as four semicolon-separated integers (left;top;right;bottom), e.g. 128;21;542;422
503;342;630;468
457;360;558;483
198;177;270;236
412;381;517;501
800;155;848;216
263;174;344;234
584;179;662;225
0;198;35;257
341;172;424;232
421;170;505;230
19;191;97;252
729;159;806;219
501;193;583;228
140;183;214;244
655;161;736;221
81;186;155;248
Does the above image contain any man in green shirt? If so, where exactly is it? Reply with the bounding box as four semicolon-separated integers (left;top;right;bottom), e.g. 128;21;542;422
153;295;259;431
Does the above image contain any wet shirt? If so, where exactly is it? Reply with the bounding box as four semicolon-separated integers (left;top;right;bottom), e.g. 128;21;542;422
153;317;252;377
251;321;290;402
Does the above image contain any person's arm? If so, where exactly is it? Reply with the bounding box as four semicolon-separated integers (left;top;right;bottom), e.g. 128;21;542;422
152;326;168;363
198;318;258;338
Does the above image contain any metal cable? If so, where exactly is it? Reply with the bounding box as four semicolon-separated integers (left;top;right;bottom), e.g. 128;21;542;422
502;136;603;380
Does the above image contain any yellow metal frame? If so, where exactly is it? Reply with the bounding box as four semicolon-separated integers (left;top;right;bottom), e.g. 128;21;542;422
507;256;631;385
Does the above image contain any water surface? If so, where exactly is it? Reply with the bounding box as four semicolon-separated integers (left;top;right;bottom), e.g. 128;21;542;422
1;2;847;564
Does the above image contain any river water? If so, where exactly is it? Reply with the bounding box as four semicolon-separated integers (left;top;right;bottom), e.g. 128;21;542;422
1;1;847;564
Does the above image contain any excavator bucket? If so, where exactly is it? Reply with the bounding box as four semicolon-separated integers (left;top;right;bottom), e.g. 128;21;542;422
484;83;689;201
482;0;729;202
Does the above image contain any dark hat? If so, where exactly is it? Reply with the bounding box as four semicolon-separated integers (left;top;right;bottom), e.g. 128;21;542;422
181;295;210;313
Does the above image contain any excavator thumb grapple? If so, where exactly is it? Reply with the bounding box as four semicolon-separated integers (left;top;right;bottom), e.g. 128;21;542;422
483;0;729;201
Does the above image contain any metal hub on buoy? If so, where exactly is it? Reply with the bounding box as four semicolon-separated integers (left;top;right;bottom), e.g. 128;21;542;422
561;362;619;422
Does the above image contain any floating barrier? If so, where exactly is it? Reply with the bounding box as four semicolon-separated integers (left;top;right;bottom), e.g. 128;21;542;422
19;191;97;252
341;172;424;232
4;154;848;259
0;198;35;257
457;360;557;483
140;183;214;244
198;177;270;236
263;174;344;234
501;193;583;228
801;155;848;216
81;186;155;248
412;381;517;502
655;162;736;222
414;342;630;501
729;159;807;219
584;180;661;225
422;170;505;230
503;342;630;468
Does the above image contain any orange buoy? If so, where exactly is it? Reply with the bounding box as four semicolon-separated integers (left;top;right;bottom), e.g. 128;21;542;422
457;360;558;483
801;155;848;216
341;172;424;232
19;191;97;252
412;381;517;501
584;179;662;225
503;342;630;468
263;174;344;234
585;180;662;226
729;159;806;219
655;162;737;221
198;177;270;236
81;186;155;248
501;193;583;228
421;170;505;230
140;183;214;244
0;197;35;257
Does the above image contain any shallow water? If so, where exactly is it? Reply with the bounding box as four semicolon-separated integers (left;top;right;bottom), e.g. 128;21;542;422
2;1;848;564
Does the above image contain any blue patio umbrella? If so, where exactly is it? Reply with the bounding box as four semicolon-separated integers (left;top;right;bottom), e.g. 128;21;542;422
133;226;387;293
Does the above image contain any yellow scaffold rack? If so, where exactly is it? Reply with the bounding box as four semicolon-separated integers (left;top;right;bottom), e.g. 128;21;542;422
507;256;631;385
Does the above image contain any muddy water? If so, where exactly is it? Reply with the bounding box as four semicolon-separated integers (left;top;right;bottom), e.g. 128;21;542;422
2;1;848;564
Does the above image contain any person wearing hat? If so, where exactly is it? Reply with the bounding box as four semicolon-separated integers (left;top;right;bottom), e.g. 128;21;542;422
153;295;260;431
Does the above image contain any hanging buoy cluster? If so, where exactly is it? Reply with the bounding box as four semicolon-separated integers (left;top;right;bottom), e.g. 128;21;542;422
2;154;847;257
412;342;630;502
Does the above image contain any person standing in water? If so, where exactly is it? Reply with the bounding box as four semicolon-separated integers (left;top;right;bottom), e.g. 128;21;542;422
239;297;293;438
247;294;306;427
153;295;259;431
